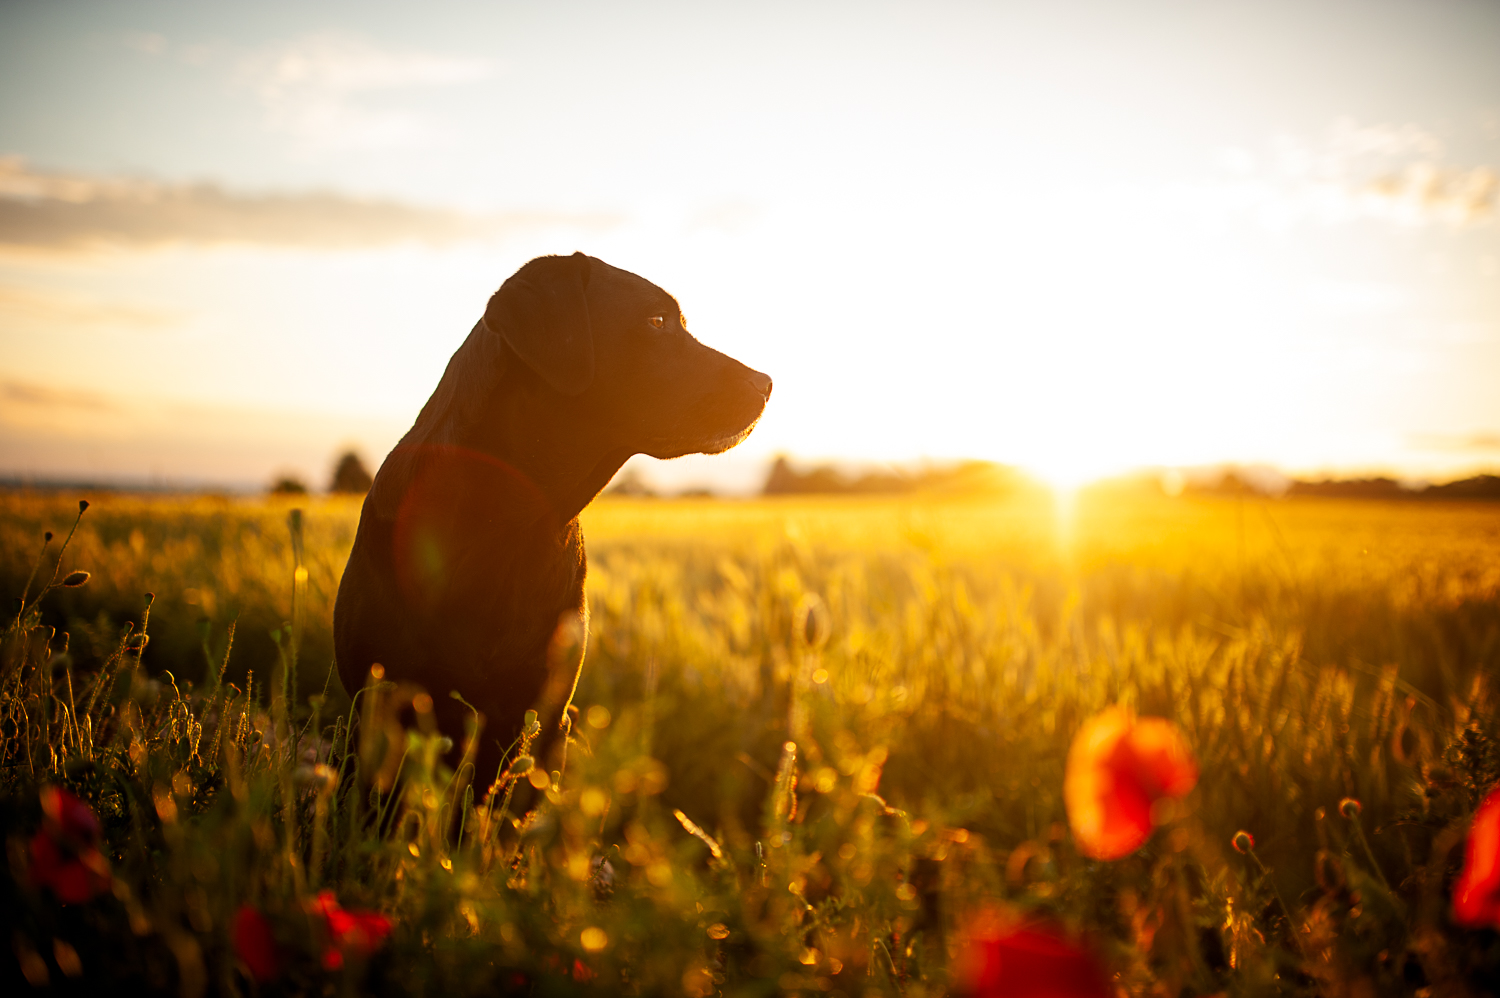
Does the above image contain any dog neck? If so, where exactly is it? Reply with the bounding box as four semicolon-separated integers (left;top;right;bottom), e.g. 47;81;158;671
403;320;629;526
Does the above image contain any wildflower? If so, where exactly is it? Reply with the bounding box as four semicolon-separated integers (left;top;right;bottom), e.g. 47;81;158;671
29;786;111;903
1232;830;1255;854
1452;785;1500;930
233;906;281;983
1064;706;1198;860
307;891;393;970
957;915;1111;998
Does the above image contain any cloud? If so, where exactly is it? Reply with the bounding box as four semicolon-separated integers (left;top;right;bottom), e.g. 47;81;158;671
1305;280;1410;315
1357;164;1498;227
0;157;616;251
122;31;168;57
116;31;492;149
685;199;761;233
0;285;182;329
1210;119;1498;229
2;380;117;413
0;378;408;489
237;33;493;149
1409;431;1500;453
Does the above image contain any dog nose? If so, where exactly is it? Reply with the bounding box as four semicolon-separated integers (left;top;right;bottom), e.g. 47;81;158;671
745;371;772;401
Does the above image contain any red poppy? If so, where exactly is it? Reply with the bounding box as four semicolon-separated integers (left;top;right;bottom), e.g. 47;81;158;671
1064;707;1198;860
233;905;282;982
308;891;393;970
29;786;111;903
957;915;1112;998
1452;785;1500;929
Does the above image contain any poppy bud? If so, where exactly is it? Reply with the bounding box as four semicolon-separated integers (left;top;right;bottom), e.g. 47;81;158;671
797;597;829;648
1232;831;1255;854
1338;797;1362;819
61;572;90;588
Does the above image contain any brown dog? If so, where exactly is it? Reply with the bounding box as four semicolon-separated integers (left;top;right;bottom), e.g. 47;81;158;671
333;252;771;783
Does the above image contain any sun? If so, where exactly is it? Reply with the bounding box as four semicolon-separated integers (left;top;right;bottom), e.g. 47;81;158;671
1016;438;1126;495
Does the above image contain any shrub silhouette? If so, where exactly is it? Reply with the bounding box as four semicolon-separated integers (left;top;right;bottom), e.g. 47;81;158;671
329;451;374;494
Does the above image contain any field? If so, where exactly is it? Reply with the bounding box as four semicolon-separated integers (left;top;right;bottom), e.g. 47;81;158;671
2;487;1499;996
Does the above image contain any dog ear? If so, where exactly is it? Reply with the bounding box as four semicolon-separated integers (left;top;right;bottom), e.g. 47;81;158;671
484;252;594;395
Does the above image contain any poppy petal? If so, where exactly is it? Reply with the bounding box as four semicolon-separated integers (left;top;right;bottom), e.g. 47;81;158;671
1066;707;1197;860
961;922;1112;998
29;833;109;903
233;906;282;982
309;891;392;964
1125;717;1199;798
40;786;101;843
1453;786;1500;929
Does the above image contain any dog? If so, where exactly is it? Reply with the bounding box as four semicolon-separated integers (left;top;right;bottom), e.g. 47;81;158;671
333;252;771;784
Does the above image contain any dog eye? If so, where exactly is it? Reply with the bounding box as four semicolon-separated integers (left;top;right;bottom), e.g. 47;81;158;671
647;315;665;330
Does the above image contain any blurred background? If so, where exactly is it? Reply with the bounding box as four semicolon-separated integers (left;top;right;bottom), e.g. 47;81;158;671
1;0;1497;496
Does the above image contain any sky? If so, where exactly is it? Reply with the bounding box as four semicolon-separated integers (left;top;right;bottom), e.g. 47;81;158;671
1;0;1498;492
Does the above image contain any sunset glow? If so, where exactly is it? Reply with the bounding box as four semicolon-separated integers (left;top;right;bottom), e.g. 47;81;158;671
1;1;1497;490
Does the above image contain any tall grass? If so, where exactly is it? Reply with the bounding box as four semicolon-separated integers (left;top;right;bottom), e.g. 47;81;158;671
2;488;1498;995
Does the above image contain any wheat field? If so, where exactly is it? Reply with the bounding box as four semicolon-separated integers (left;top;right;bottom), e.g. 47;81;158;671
2;487;1498;995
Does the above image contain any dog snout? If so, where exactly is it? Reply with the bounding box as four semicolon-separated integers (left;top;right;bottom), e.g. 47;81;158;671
744;371;772;402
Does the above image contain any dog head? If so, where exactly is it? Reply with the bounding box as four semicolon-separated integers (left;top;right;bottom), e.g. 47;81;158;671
484;252;772;460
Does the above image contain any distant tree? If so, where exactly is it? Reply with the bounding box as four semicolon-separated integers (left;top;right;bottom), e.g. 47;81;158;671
329;451;374;494
604;467;655;497
763;455;1018;496
1423;474;1500;500
270;475;308;495
1287;477;1407;499
1282;474;1500;501
763;455;849;495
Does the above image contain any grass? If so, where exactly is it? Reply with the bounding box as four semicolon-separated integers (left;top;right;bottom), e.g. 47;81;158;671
2;486;1499;995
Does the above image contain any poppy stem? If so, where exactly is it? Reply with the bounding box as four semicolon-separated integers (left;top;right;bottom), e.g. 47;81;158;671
1244;847;1310;965
1346;816;1392;893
